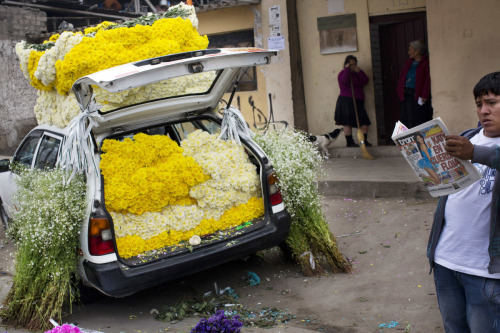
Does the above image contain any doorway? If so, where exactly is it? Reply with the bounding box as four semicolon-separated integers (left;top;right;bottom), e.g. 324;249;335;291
370;12;428;145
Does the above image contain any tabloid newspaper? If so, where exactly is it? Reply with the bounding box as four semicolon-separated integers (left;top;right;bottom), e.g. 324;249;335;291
392;118;481;197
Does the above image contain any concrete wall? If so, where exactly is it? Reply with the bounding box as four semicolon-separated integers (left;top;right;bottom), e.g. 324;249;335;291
198;4;295;130
0;5;47;40
259;0;294;128
297;0;376;145
426;0;500;134
297;0;499;141
198;6;266;130
367;0;426;15
0;6;45;155
198;5;254;33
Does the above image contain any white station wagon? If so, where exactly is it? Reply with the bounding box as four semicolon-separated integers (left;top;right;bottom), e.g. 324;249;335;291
0;48;290;297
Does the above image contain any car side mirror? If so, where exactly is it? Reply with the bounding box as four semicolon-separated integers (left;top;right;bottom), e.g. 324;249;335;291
0;159;10;173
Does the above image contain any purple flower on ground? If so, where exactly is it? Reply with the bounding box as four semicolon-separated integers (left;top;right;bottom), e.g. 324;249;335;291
191;310;243;333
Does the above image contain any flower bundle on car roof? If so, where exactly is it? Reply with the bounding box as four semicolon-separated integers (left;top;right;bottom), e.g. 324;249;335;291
14;3;208;128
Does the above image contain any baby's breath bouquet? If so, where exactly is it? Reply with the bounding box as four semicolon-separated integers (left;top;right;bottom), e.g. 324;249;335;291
1;168;86;331
254;128;351;275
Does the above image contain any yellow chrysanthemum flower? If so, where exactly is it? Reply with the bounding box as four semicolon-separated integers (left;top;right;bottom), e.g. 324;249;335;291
49;33;60;42
106;131;266;258
55;18;208;95
116;197;264;258
100;133;209;215
28;50;54;91
84;21;117;35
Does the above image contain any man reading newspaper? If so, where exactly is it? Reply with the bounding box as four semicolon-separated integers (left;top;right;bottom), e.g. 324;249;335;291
427;72;500;332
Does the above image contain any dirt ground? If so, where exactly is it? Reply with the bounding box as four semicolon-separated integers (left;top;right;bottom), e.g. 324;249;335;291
0;196;445;333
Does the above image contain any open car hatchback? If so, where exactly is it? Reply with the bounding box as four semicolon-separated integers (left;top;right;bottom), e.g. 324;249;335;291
0;48;291;297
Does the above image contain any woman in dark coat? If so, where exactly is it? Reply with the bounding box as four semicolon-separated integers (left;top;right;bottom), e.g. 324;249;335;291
397;40;432;128
334;55;372;147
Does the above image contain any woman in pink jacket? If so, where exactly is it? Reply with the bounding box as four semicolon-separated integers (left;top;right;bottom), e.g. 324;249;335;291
397;40;432;128
334;55;372;147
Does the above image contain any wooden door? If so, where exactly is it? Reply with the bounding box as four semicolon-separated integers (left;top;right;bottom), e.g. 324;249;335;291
371;12;428;144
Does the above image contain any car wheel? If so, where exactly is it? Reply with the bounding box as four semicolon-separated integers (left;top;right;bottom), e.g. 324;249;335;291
278;241;294;262
73;280;104;304
0;203;10;231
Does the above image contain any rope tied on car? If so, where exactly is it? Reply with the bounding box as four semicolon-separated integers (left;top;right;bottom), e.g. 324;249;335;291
218;106;253;145
57;98;102;184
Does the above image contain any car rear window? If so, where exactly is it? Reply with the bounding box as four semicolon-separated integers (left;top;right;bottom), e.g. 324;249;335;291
94;70;219;113
107;118;221;145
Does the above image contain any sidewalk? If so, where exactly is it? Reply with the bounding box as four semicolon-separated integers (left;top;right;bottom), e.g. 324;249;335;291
320;145;430;199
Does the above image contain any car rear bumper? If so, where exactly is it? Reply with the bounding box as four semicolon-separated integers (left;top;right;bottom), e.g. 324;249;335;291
82;210;290;297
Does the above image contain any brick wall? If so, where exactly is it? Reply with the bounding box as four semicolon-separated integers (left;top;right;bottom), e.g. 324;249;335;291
0;5;46;155
0;5;47;40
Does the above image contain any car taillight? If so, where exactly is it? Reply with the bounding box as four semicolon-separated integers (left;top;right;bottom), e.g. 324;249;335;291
89;217;114;256
268;171;283;206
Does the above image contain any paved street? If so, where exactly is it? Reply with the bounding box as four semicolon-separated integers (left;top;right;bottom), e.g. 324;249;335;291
1;195;444;333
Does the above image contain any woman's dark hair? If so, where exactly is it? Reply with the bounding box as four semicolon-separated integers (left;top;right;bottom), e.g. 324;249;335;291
473;72;500;99
414;132;427;158
344;55;357;66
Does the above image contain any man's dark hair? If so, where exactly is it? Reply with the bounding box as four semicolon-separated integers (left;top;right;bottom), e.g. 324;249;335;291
473;72;500;99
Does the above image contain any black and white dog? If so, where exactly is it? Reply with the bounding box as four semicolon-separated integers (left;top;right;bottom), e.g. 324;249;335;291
309;128;343;158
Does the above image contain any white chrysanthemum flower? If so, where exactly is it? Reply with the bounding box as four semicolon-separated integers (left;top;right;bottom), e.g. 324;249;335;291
34;90;80;128
35;32;84;86
15;41;32;80
110;131;262;242
169;2;198;28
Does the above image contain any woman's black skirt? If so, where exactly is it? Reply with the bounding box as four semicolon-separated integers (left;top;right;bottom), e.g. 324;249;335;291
334;95;371;127
400;88;433;128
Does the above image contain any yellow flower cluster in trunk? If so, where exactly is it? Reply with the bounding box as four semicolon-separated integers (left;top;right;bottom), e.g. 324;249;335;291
116;197;264;258
101;132;264;258
100;133;209;215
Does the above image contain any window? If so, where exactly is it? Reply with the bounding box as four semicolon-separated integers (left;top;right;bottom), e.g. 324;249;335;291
12;132;42;167
208;30;257;91
34;135;62;170
108;118;221;146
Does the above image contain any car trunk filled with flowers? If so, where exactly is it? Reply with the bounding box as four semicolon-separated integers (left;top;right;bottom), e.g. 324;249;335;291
1;4;291;331
101;129;267;260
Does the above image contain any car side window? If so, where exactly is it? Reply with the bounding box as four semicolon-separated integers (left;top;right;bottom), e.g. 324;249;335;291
12;133;42;167
34;135;61;170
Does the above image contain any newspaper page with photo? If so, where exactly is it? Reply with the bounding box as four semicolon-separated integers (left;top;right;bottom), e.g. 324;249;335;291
392;118;481;197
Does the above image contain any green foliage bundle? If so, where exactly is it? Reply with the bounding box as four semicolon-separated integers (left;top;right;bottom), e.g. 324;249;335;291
254;128;351;275
155;293;293;329
1;168;86;331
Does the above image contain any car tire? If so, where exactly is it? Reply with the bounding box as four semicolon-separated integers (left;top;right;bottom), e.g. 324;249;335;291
76;281;104;304
0;203;10;231
278;241;294;262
